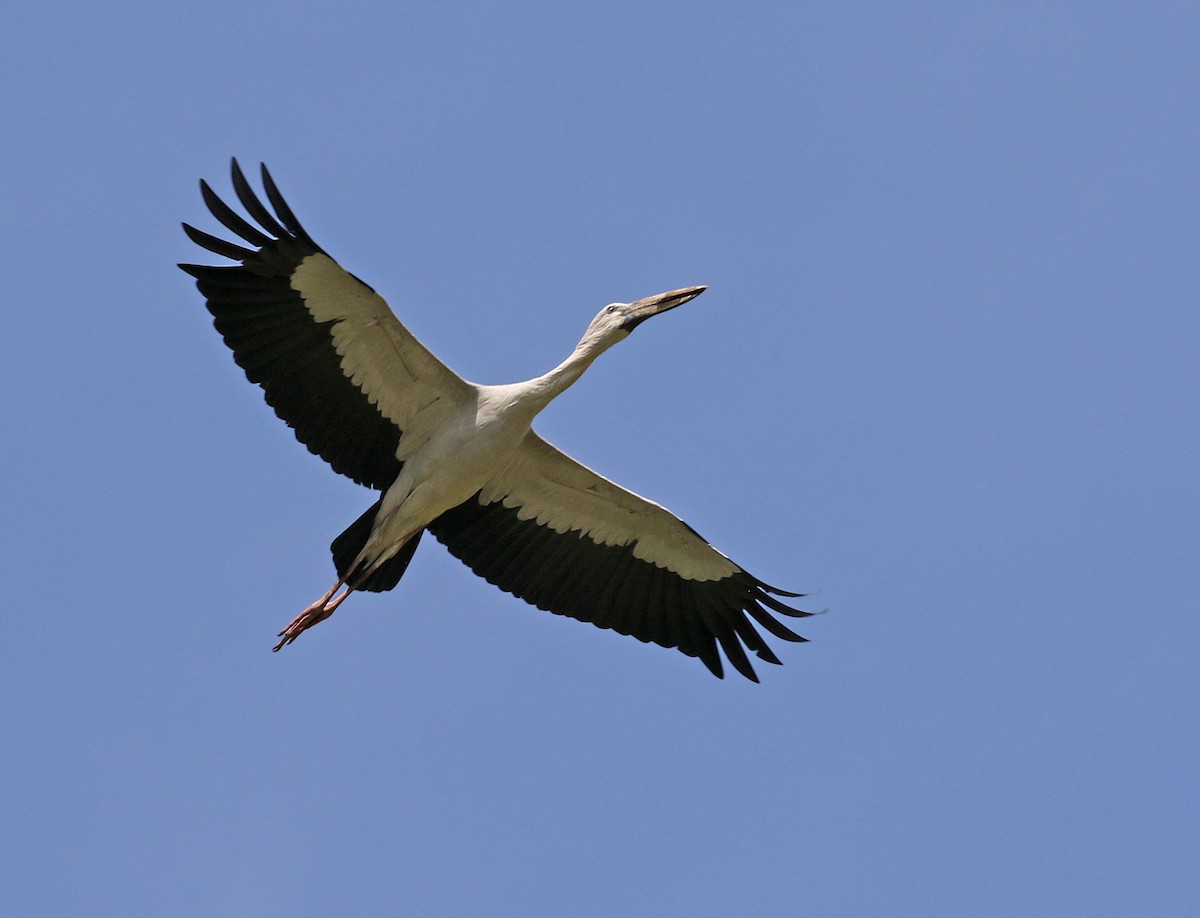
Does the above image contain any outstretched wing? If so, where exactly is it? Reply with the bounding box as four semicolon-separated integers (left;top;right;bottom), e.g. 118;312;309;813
180;159;470;489
427;432;811;681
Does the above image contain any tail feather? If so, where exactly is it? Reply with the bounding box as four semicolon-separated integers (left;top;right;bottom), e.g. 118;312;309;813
331;499;423;592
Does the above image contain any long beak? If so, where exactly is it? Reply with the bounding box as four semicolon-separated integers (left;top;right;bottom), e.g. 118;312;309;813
622;285;707;330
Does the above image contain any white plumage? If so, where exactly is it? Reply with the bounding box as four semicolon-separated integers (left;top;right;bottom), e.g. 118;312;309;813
182;160;811;681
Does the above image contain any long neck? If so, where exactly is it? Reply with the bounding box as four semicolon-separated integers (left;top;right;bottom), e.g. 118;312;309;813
516;332;614;416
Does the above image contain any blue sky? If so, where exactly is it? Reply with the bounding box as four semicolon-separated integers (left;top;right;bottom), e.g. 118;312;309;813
3;3;1197;915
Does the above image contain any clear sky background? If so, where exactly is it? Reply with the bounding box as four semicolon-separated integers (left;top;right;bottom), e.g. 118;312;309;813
3;3;1197;915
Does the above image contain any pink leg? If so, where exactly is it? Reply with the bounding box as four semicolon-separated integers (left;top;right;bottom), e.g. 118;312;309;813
271;528;419;651
272;579;355;651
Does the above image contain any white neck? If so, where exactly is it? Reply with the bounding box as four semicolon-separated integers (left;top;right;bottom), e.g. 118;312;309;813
516;330;620;416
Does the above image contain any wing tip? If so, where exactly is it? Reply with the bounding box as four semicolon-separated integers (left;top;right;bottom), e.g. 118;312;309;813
699;648;725;680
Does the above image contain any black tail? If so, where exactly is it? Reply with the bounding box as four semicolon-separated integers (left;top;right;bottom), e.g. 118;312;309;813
330;500;424;592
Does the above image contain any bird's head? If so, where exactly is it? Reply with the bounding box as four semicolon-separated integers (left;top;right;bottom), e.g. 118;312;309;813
584;286;707;345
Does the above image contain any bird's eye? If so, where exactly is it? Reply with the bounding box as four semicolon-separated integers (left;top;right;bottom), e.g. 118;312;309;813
606;305;618;313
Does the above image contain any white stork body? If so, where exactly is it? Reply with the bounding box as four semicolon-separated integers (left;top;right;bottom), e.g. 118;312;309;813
182;160;812;681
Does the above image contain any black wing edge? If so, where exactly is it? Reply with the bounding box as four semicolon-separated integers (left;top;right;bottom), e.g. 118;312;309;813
179;159;402;489
181;159;326;270
427;494;814;682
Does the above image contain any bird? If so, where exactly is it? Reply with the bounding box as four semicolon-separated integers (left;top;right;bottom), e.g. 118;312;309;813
180;159;812;681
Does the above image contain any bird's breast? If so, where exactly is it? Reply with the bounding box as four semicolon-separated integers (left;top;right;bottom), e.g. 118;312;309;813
392;403;530;520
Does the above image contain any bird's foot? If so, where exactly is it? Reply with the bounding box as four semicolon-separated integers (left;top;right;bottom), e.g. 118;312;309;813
272;586;351;651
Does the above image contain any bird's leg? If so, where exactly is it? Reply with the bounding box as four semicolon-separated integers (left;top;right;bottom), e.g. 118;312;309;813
272;578;356;651
270;524;417;651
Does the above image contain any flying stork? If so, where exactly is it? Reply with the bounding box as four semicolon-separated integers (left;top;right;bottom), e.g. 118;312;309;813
181;160;812;681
